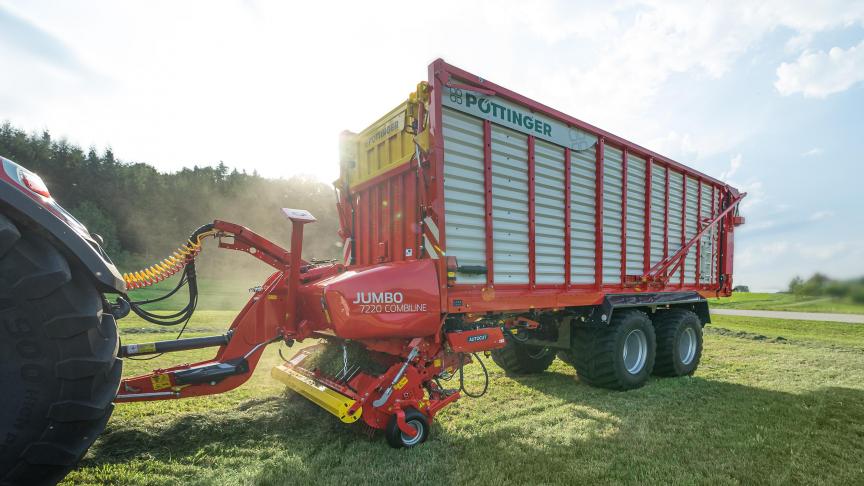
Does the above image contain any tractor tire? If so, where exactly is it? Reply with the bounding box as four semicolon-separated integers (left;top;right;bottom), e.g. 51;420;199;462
652;309;703;377
0;214;121;485
385;407;429;448
563;310;656;390
490;336;556;375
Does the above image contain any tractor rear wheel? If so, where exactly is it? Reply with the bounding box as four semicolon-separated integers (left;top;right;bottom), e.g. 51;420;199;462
0;214;121;485
652;309;703;377
563;310;656;390
490;336;556;375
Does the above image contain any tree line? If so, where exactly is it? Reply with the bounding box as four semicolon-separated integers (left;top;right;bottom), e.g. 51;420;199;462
788;273;864;304
0;122;342;278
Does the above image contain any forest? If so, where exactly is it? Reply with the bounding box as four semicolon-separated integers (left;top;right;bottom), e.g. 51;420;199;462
0;122;342;277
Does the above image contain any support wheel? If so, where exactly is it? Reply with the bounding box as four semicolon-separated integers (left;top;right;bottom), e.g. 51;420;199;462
490;336;555;375
385;408;429;448
0;214;122;485
565;310;656;390
652;309;703;377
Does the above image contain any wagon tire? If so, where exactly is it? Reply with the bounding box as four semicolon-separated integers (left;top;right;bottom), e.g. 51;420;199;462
652;309;703;377
567;310;656;390
0;214;121;485
385;407;429;449
490;336;556;375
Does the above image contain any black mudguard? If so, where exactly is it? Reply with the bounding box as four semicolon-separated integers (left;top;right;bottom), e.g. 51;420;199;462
598;292;711;326
0;163;126;294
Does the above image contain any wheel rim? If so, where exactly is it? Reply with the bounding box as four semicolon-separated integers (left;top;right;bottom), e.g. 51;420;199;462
678;327;697;365
401;419;425;446
622;329;648;374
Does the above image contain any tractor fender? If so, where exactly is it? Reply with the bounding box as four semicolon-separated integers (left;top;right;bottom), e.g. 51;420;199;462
0;156;125;294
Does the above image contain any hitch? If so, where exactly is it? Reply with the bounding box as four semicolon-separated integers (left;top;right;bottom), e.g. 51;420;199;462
115;210;323;403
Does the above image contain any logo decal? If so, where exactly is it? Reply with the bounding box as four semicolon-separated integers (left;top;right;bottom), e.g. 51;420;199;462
467;334;488;343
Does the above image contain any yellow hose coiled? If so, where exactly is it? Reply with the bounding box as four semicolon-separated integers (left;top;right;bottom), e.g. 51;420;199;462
123;230;215;290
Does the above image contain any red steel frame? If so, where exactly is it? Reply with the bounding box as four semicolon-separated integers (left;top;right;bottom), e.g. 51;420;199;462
351;59;738;313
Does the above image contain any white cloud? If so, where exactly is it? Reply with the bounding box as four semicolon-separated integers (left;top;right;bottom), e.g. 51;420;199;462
785;32;813;53
796;241;859;261
808;210;834;221
775;40;864;97
738;180;764;210
720;153;743;181
801;147;823;157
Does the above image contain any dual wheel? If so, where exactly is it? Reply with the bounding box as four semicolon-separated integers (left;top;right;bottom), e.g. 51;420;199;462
492;309;703;390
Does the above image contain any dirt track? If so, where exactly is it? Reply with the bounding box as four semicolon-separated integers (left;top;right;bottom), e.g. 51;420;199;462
711;308;864;324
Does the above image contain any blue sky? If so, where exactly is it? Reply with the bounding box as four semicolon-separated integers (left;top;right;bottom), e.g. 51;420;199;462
1;0;862;290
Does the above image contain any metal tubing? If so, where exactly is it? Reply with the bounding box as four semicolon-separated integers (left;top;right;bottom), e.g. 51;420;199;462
119;333;231;357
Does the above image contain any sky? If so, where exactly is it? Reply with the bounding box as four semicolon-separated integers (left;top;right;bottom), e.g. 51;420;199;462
1;0;863;291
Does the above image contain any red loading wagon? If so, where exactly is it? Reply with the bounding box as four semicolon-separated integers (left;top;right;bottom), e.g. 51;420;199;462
0;59;746;482
115;58;744;445
335;58;745;382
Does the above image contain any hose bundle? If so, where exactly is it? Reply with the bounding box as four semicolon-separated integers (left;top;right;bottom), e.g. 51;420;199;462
123;224;215;327
122;226;216;290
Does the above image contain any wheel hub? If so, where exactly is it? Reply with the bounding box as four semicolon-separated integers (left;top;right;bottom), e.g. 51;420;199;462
401;419;425;446
678;327;697;365
622;329;647;374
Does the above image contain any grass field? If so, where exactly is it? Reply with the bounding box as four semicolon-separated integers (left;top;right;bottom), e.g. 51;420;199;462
709;292;864;314
61;308;864;485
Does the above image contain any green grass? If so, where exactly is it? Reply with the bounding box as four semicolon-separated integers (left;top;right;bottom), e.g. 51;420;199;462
711;315;864;347
124;278;266;311
709;292;864;314
61;311;864;485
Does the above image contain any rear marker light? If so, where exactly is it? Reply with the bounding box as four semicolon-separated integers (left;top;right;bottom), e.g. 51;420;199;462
21;171;51;198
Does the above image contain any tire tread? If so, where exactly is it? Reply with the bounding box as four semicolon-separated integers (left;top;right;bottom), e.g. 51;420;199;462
0;218;121;485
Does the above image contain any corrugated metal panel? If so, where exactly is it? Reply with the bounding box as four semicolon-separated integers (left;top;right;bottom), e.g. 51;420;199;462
667;171;684;280
491;125;530;283
685;176;699;283
602;145;624;283
626;155;646;275
570;146;596;284
701;185;720;284
442;107;486;284
650;163;666;267
534;140;566;284
698;185;709;283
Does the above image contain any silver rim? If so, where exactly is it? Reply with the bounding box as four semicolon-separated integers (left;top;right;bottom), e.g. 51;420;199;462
401;419;425;446
678;327;697;365
623;329;648;374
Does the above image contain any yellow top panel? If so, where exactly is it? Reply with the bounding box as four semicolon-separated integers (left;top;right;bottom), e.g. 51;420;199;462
341;101;415;188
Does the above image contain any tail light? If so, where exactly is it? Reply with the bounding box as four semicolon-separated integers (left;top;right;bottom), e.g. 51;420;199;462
19;168;52;198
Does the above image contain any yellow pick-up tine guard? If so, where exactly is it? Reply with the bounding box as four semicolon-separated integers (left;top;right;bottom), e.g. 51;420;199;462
271;364;362;424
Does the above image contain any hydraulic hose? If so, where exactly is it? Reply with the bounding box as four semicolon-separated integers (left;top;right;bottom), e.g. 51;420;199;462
122;224;216;328
122;224;216;290
458;352;489;398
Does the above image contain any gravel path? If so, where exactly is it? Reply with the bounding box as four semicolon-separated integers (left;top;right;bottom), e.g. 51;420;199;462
711;308;864;324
